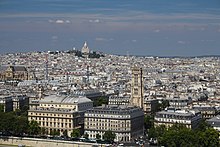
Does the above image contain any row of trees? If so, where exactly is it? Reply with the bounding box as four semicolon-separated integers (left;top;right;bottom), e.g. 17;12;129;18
68;49;104;58
147;122;219;147
71;129;115;142
0;110;40;136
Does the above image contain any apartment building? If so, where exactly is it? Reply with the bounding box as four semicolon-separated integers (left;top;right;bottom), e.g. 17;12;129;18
154;108;202;129
167;96;192;109
84;105;144;142
28;94;93;136
108;95;130;105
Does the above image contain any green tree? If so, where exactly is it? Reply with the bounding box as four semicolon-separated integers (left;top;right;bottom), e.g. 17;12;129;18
157;123;219;147
103;130;116;142
144;115;154;131
75;50;83;57
157;100;170;111
94;97;108;107
202;128;219;147
84;132;89;139
50;130;60;136
71;128;80;138
13;116;28;136
0;104;4;112
1;112;16;134
196;119;211;132
28;120;40;135
63;130;68;138
40;127;47;136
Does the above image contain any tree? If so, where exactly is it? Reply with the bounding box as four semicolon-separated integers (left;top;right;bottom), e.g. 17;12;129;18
94;97;108;107
0;104;4;112
156;100;170;111
144;115;154;131
196;119;211;132
71;128;80;138
75;50;83;57
202;128;219;147
83;132;89;139
13;116;28;136
28;120;40;135
96;133;101;140
156;123;220;147
103;130;116;142
50;130;60;136
63;130;68;138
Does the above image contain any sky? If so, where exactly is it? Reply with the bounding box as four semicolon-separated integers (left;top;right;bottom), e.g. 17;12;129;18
0;0;220;56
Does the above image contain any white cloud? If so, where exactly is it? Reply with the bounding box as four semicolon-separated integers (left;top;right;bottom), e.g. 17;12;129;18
89;19;101;23
56;19;64;24
132;39;137;42
48;19;54;23
154;29;160;33
177;41;186;44
51;36;58;40
65;20;70;23
48;19;71;24
95;37;113;41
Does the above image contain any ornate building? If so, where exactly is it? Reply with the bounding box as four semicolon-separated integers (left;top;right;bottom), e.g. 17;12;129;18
131;67;144;109
28;94;93;136
81;41;90;57
0;65;28;81
84;105;144;142
154;108;202;129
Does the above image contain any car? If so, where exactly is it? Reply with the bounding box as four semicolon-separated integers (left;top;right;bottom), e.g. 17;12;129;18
149;138;158;145
118;143;124;146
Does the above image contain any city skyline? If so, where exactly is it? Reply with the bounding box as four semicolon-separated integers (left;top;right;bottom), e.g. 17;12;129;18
1;0;220;56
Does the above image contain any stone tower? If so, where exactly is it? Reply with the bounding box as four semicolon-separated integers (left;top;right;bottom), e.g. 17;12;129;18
131;67;144;109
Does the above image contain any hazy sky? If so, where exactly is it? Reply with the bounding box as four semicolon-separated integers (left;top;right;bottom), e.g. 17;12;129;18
1;0;220;56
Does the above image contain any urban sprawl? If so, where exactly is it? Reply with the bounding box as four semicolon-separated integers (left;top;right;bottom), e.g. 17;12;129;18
0;42;220;146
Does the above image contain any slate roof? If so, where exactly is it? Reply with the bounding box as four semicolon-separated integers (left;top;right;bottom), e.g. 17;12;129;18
40;94;92;104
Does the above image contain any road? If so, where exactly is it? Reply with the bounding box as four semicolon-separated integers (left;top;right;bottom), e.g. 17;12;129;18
0;145;17;147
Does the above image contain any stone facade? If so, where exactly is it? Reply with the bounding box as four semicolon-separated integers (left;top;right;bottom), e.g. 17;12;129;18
84;105;144;142
0;65;28;81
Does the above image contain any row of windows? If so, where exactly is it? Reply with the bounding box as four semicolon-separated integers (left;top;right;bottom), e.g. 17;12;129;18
30;117;73;122
156;118;191;124
86;122;130;127
40;104;76;108
86;114;130;118
30;113;72;117
86;118;130;123
39;121;73;128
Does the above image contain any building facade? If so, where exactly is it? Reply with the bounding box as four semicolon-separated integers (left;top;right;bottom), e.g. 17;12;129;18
131;67;144;109
193;105;217;119
143;98;158;114
84;105;144;142
108;95;130;105
167;96;192;109
0;95;13;112
154;108;202;129
28;94;93;136
207;115;220;132
0;65;28;81
0;94;29;112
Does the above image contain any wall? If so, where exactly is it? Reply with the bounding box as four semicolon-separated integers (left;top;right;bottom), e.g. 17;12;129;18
0;137;101;147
